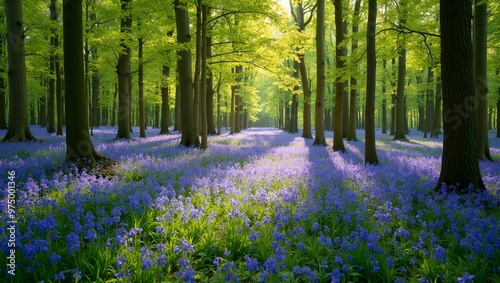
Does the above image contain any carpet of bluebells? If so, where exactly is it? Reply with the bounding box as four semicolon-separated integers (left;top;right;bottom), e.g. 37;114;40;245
1;126;500;283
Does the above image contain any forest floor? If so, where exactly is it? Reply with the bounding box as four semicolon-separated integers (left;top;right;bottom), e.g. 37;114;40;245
0;126;499;282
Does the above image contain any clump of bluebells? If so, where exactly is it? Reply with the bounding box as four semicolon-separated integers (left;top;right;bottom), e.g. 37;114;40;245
0;126;500;282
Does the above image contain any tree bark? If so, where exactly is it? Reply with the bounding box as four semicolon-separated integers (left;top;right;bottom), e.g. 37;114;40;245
333;0;346;152
175;0;199;147
56;60;63;135
159;65;171;135
394;1;408;141
116;0;132;139
347;0;361;141
430;77;442;138
313;0;326;146
473;0;492;160
381;59;387;134
138;36;145;138
63;0;105;164
289;1;315;139
365;0;379;165
206;35;217;135
2;0;35;141
435;0;485;193
200;3;208;149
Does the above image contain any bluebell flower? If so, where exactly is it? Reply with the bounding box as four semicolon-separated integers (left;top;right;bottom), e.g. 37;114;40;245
214;257;221;268
158;254;167;268
297;242;305;251
72;269;82;280
433;245;446;264
386;256;395;269
311;222;320;232
245;255;259;272
67;233;80;254
54;271;65;281
263;257;278;273
49;252;62;264
178;258;190;268
116;255;127;269
330;268;342;283
457;273;475;283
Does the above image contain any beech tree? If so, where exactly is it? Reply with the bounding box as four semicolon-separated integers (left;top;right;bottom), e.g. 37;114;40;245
313;0;326;146
332;0;346;152
63;0;106;164
393;0;409;141
115;0;132;139
174;0;199;147
2;0;36;141
289;0;316;138
365;0;379;165
435;0;485;193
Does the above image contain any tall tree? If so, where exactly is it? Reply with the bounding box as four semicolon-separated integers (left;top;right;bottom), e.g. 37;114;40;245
430;77;441;138
200;2;208;149
47;0;58;134
63;0;106;164
115;0;132;139
332;0;346;152
365;0;379;164
2;0;35;141
290;0;316;139
175;0;199;147
159;65;171;135
474;0;492;160
435;0;485;193
313;0;326;146
393;0;408;141
347;0;361;141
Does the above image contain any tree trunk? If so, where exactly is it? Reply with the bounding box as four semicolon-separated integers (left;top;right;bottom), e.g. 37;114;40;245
63;0;105;164
348;0;361;141
381;60;387;134
289;1;315;139
138;36;145;138
111;83;117;127
200;3;208;149
473;0;492;160
423;68;434;138
175;0;199;147
206;35;217;135
56;61;63;135
365;0;379;164
394;1;408;140
333;0;346;152
430;77;442;137
116;0;132;139
2;0;35;141
91;54;99;128
290;60;300;133
313;0;326;146
435;0;485;193
174;79;181;131
299;53;312;138
159;65;171;135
